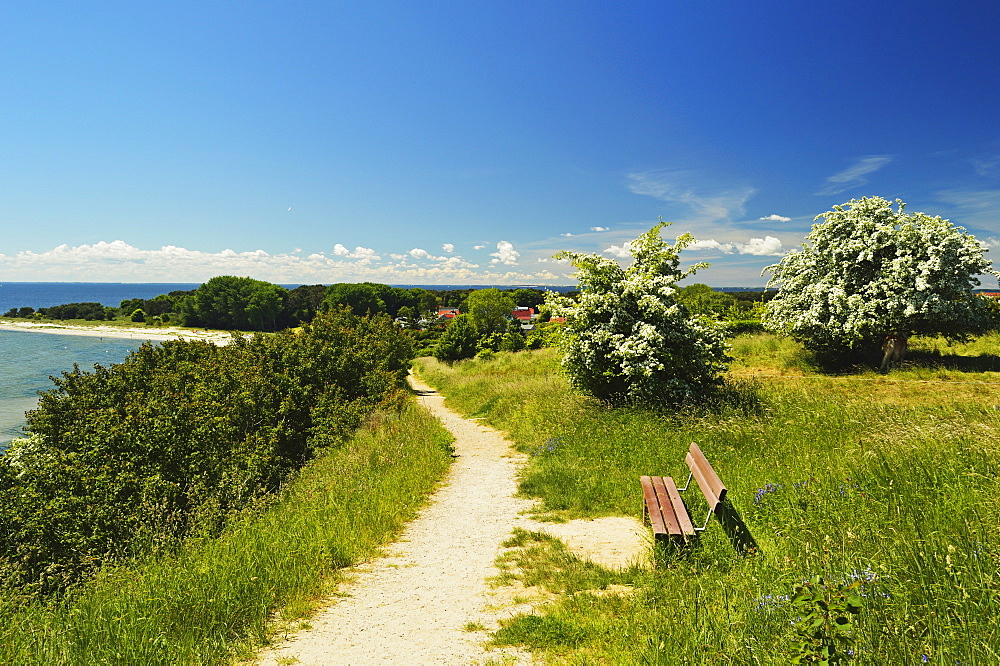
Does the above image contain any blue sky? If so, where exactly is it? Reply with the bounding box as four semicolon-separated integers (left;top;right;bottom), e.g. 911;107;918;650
2;1;999;287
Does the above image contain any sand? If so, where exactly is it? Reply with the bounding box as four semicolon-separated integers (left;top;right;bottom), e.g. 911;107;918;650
0;320;233;345
255;374;649;666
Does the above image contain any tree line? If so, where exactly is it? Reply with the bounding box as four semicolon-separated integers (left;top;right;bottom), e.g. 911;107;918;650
2;279;560;332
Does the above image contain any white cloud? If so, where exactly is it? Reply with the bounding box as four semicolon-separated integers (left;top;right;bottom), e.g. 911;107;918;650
389;253;407;260
490;241;520;265
0;240;558;284
560;232;574;237
590;226;610;232
409;247;446;261
604;242;633;258
738;236;784;256
627;169;756;221
442;243;455;253
332;243;380;261
759;214;792;222
689;239;734;252
687;236;785;256
473;244;486;250
816;155;892;196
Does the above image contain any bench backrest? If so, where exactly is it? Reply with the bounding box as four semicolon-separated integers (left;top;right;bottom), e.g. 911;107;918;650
685;442;727;510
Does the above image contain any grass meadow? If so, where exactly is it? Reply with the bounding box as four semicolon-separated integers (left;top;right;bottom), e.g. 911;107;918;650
0;403;453;665
414;333;1000;664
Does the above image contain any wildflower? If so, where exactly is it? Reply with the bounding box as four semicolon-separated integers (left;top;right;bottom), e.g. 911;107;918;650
754;483;780;504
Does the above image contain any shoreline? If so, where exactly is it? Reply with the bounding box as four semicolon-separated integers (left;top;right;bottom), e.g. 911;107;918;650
0;320;233;345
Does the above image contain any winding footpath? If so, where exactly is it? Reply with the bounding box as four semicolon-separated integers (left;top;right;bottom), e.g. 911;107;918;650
256;374;537;665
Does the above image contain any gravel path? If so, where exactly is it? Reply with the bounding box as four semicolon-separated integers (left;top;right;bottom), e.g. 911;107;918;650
256;374;538;665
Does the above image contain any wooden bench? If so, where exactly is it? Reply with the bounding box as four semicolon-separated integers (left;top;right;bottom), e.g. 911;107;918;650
641;442;727;547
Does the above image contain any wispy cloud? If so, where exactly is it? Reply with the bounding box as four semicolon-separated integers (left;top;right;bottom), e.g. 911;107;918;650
560;232;574;237
816;155;893;196
627;169;756;221
759;214;791;222
972;152;1000;177
590;226;609;232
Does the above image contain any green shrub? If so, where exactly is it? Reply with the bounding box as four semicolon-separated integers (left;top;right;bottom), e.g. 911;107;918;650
0;308;412;597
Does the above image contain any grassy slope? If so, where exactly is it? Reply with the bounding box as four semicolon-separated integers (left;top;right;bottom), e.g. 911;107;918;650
414;335;1000;664
0;403;453;665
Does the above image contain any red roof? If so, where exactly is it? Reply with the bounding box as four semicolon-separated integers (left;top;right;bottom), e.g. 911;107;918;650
511;307;534;320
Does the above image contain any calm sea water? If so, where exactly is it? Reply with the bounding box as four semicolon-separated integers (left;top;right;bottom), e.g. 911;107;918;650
0;330;153;448
0;283;199;450
0;282;201;314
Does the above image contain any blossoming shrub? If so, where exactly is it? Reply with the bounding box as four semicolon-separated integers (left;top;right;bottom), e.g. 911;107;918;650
545;223;729;406
763;197;999;367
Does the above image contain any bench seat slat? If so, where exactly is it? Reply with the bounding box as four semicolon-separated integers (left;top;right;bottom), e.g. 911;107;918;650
641;475;695;540
663;475;695;536
651;476;683;535
640;476;669;536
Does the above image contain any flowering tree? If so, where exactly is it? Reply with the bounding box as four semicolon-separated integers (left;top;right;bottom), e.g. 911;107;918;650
763;196;998;366
545;223;730;406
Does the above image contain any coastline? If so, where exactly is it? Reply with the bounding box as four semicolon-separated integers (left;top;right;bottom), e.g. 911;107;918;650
0;320;233;345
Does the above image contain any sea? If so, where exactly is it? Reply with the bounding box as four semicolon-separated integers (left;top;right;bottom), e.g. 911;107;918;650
0;283;206;450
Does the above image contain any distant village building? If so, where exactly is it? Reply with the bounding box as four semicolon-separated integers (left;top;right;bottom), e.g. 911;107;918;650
437;307;460;320
511;307;534;321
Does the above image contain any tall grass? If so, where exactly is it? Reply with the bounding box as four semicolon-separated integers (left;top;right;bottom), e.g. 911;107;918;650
0;403;453;665
413;336;1000;663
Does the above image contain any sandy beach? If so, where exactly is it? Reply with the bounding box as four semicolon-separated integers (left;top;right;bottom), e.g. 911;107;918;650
0;320;234;345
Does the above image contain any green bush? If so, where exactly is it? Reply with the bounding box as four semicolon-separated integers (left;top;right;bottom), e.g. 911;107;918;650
433;314;479;362
0;309;412;597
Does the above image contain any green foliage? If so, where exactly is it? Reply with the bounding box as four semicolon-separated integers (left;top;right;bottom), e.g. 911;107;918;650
789;576;863;664
323;282;387;316
525;320;564;349
281;284;327;326
676;283;737;317
463;288;516;336
0;309;412;597
510;287;547;309
180;276;288;331
433;314;479;362
764;197;999;367
546;223;730;405
38;302;111;321
129;308;146;323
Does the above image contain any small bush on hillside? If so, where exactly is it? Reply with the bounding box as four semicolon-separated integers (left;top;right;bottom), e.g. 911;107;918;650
433;314;479;362
546;222;730;406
